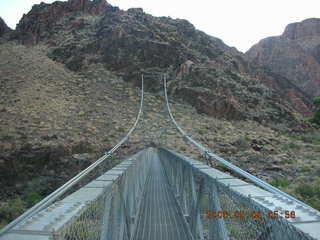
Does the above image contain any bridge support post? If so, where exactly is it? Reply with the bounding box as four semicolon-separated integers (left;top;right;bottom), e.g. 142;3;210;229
100;193;112;240
190;175;205;239
208;180;229;240
175;160;184;204
181;165;188;215
119;172;131;240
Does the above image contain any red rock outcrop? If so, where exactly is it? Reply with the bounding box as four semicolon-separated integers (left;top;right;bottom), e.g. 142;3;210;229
246;18;320;98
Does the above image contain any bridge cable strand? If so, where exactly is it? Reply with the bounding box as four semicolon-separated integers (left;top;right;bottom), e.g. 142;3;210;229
0;75;145;236
163;73;317;211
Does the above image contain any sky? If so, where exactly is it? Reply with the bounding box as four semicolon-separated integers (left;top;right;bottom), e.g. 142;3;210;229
0;0;319;52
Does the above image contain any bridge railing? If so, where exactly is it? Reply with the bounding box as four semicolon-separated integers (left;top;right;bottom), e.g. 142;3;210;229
159;147;317;240
56;148;152;240
0;148;153;240
162;73;315;210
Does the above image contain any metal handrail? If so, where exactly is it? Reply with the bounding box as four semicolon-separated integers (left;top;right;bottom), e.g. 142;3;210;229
163;73;318;211
0;75;145;236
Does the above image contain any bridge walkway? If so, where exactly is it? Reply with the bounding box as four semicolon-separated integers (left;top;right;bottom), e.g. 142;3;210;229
132;152;193;240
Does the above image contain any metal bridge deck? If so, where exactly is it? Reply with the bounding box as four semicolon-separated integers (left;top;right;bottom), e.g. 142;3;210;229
132;153;193;240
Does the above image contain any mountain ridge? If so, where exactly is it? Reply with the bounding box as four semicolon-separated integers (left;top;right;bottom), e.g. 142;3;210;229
8;0;313;122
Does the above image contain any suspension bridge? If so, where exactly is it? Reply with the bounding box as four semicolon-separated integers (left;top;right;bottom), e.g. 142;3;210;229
0;74;319;240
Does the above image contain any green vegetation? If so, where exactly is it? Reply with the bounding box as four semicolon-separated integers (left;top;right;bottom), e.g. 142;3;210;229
0;198;25;228
304;154;319;161
300;166;311;172
286;131;320;145
307;97;320;125
24;192;42;207
269;178;290;188
295;178;320;210
269;177;320;211
0;192;43;228
118;127;126;132
281;142;301;151
281;158;294;164
228;224;242;238
299;132;320;145
197;128;205;135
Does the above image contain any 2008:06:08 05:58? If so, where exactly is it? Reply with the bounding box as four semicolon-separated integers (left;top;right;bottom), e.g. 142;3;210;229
204;210;296;220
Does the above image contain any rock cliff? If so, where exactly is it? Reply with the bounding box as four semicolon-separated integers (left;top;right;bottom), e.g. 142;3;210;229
246;18;320;98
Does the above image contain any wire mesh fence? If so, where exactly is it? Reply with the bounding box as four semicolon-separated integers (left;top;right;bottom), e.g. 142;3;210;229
53;148;153;240
158;147;316;240
0;148;152;240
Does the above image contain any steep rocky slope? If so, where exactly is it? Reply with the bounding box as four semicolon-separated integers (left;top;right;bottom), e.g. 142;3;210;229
0;42;138;195
12;0;312;121
246;18;320;98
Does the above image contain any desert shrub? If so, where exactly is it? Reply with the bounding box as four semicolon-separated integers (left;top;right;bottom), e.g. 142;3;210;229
282;142;301;151
0;198;26;228
308;97;320;125
300;131;320;145
295;178;320;210
269;178;290;188
23;192;42;208
287;131;320;145
0;191;42;228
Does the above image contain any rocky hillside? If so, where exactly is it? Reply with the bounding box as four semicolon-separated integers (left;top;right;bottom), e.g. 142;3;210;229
246;18;320;98
11;0;312;122
0;42;138;197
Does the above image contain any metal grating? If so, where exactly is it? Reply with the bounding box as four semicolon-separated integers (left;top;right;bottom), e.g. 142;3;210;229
132;152;193;240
